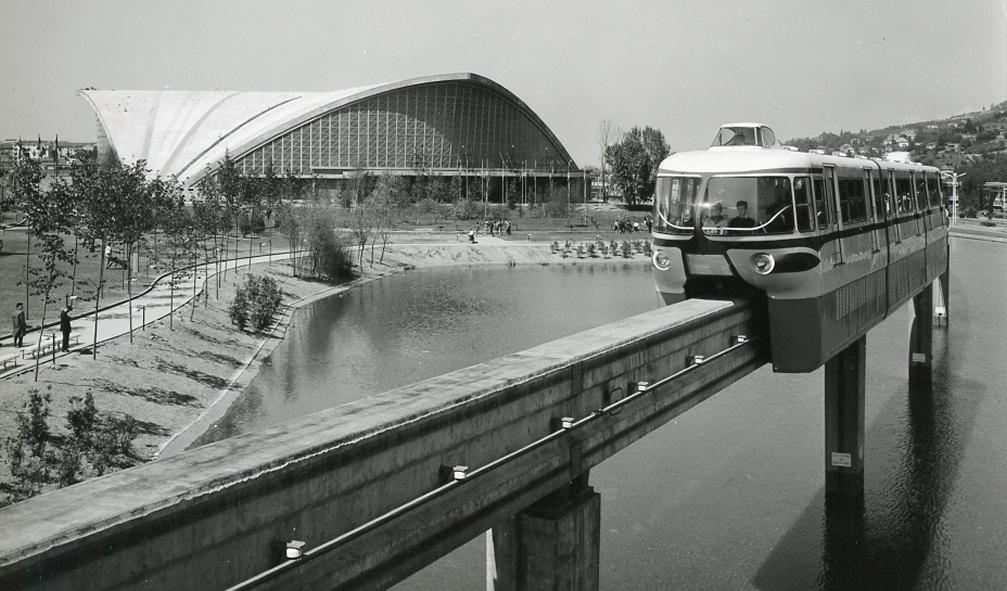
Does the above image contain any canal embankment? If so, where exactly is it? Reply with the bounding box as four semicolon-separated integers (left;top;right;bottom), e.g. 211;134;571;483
0;238;652;494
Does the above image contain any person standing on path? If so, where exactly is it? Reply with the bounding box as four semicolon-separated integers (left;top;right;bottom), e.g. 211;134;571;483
60;305;73;352
11;302;27;347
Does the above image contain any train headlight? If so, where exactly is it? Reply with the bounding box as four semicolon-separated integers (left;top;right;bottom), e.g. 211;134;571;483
751;252;775;275
653;250;673;271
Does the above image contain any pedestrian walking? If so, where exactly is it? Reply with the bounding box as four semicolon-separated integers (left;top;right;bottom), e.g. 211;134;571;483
60;305;73;352
11;302;27;347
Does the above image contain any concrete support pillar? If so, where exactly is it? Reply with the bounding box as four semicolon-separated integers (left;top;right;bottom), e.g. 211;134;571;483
909;283;934;386
487;474;600;591
824;336;866;500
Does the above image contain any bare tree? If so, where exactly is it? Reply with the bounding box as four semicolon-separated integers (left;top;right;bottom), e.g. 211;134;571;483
597;119;622;202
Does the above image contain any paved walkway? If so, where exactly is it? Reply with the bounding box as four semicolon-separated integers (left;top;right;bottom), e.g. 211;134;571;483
0;251;295;379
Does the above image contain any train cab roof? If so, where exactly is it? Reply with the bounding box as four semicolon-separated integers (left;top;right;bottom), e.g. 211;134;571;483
661;123;941;176
710;123;780;149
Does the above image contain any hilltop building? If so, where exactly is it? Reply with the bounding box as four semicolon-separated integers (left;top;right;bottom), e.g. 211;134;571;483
79;73;583;202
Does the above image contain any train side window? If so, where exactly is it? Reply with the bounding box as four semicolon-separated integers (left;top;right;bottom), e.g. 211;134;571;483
895;176;913;215
812;176;829;229
838;177;868;224
872;175;886;220
930;172;944;208
915;173;929;209
794;176;814;232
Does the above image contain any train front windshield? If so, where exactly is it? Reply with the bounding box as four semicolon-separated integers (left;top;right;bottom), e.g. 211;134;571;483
701;176;795;235
654;176;699;235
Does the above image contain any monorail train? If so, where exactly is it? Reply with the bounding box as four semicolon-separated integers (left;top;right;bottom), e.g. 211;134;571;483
652;123;949;372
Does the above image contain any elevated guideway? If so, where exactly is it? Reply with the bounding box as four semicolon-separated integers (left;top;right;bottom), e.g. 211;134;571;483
0;298;767;590
0;270;948;590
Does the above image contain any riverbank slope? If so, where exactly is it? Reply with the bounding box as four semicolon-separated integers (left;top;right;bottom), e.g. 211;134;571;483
0;239;650;501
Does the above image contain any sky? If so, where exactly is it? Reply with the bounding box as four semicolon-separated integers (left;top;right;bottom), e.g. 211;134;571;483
2;0;1005;166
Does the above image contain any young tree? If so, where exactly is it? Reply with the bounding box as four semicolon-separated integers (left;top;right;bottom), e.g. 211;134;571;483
192;184;227;300
11;142;42;322
72;159;113;359
108;161;156;344
276;169;307;275
214;155;243;279
157;203;193;330
597;119;621;202
350;199;371;267
25;173;77;380
260;162;280;261
238;174;263;268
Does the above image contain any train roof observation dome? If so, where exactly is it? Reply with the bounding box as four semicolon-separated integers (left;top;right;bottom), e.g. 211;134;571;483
710;123;779;149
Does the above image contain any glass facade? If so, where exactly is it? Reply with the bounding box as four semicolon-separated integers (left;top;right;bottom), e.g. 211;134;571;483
236;82;569;177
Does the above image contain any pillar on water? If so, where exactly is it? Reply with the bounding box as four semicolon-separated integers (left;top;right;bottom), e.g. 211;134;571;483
487;474;600;591
909;283;934;386
824;336;866;500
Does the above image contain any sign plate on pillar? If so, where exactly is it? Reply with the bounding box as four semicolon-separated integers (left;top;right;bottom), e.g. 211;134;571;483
911;353;927;363
830;452;852;468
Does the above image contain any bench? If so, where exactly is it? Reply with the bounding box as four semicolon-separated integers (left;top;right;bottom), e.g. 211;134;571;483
25;334;80;359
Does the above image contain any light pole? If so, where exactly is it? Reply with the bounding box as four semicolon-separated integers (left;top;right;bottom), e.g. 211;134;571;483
940;170;966;226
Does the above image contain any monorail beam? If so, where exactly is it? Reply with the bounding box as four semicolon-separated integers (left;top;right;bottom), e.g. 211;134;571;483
824;336;866;500
909;284;934;386
0;300;767;591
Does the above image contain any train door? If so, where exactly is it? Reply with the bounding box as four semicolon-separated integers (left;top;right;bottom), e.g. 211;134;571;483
887;170;901;244
864;168;880;252
824;166;843;263
914;171;928;236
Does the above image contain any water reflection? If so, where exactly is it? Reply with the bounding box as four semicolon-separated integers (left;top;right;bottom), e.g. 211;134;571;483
195;263;658;445
754;327;978;591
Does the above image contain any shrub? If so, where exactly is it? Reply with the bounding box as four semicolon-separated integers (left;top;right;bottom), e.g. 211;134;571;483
452;199;481;220
238;211;266;235
305;217;354;280
1;388;140;506
229;288;249;330
230;274;283;332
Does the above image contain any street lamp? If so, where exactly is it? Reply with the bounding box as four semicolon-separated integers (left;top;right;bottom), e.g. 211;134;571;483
940;170;966;226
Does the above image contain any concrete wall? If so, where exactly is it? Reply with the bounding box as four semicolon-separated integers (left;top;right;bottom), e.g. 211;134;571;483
0;298;766;591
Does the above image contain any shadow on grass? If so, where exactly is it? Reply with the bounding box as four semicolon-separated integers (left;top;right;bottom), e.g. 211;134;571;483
90;377;201;407
155;360;229;390
131;418;172;437
180;328;242;348
194;350;242;369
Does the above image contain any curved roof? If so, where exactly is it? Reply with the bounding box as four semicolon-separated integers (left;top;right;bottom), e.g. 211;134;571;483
79;73;574;185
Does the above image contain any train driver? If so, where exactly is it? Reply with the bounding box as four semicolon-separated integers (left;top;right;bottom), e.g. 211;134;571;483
726;130;751;146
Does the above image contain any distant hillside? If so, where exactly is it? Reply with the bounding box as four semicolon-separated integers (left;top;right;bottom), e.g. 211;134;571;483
784;99;1007;169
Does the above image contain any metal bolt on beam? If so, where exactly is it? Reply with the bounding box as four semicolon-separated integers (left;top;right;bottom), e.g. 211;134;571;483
553;416;576;430
440;465;469;482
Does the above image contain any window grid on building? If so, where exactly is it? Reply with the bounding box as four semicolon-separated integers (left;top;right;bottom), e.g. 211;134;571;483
235;82;565;176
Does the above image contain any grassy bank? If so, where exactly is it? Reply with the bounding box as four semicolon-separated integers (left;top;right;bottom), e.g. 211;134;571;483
0;237;651;505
